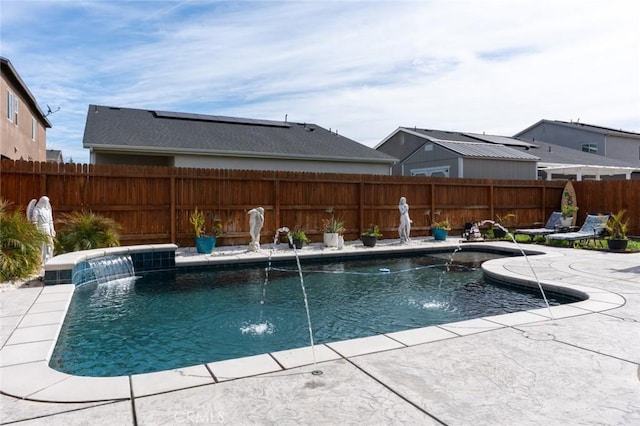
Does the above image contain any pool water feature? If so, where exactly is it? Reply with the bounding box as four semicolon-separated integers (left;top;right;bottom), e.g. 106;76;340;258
73;254;135;287
50;252;576;377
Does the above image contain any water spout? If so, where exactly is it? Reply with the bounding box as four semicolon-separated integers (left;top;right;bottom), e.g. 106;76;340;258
263;227;321;373
288;232;320;371
483;220;555;320
74;254;135;287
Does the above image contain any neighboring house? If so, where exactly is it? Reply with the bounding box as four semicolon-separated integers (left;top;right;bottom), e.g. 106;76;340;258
376;126;639;181
82;105;397;175
0;57;51;162
515;119;640;166
516;139;639;180
46;149;63;163
376;127;539;179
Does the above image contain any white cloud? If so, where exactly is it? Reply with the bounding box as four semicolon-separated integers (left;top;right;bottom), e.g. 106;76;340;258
2;0;639;163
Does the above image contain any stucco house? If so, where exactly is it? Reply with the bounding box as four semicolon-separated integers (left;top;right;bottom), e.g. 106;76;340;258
515;120;640;166
375;127;539;179
0;57;51;162
82;105;397;175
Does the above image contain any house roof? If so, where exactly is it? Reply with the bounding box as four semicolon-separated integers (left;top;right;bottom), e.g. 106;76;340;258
515;139;640;178
520;139;640;168
0;57;51;128
83;105;397;164
376;127;538;161
46;149;63;163
429;139;539;161
514;119;640;139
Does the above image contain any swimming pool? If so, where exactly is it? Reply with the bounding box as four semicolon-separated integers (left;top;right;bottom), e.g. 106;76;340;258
50;251;575;377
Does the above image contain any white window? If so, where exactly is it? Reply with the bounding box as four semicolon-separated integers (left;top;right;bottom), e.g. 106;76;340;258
14;98;19;125
7;91;14;122
31;117;37;140
410;165;450;177
582;143;597;154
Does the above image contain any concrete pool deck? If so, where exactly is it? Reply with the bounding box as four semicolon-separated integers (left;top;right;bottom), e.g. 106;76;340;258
1;239;639;425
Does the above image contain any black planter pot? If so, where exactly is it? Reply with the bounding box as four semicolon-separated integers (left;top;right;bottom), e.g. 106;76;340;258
292;238;304;249
493;228;507;239
361;235;377;247
607;239;628;251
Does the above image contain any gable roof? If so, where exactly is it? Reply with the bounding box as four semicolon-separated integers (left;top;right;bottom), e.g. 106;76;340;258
376;127;538;162
514;119;640;139
0;56;51;128
83;105;396;164
46;149;63;163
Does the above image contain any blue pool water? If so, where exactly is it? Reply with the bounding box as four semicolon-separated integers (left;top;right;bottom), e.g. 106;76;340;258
50;251;574;377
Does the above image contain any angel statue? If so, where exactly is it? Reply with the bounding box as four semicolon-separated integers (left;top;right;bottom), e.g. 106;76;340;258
31;196;56;265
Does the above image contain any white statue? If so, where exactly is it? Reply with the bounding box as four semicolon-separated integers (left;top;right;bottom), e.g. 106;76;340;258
248;207;265;252
26;198;37;223
32;196;56;265
398;196;412;243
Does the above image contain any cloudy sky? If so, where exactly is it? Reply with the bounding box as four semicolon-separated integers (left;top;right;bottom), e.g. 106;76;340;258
2;0;639;164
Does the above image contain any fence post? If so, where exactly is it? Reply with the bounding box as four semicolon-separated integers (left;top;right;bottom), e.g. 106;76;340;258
170;170;176;243
274;177;280;230
359;181;364;235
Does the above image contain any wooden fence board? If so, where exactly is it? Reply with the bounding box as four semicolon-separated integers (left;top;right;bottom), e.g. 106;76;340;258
2;160;636;247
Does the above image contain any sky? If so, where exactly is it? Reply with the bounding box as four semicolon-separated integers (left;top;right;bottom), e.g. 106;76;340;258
1;0;639;164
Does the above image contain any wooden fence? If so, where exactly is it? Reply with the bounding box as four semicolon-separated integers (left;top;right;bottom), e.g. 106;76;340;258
1;160;637;247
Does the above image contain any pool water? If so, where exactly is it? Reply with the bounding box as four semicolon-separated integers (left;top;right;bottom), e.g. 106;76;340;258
50;252;573;377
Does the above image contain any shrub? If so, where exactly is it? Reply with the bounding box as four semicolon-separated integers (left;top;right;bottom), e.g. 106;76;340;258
55;211;121;253
0;199;49;281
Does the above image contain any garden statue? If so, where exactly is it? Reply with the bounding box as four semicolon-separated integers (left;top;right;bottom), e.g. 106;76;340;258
26;199;37;223
32;196;56;264
398;196;412;243
248;207;265;251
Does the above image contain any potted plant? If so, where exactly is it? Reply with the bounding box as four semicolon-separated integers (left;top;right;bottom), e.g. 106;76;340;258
493;213;515;238
361;224;382;247
322;211;345;247
560;205;579;228
290;228;309;249
431;220;451;241
604;209;629;251
190;208;217;254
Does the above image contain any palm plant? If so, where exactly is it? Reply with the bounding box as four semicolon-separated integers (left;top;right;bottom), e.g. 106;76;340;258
55;211;121;253
604;210;629;240
0;199;49;281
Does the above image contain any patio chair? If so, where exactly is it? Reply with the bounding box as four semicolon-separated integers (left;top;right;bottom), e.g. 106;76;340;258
513;211;562;240
545;213;610;246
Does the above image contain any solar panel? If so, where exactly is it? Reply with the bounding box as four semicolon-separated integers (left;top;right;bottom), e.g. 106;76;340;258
154;110;290;128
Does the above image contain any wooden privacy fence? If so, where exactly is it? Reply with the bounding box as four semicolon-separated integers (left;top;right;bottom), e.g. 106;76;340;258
1;160;638;247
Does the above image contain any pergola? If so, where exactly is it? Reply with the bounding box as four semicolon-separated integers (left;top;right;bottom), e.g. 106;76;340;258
538;163;638;181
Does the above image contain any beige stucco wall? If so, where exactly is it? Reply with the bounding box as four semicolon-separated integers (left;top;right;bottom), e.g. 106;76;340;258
174;154;392;174
0;76;47;161
91;150;392;175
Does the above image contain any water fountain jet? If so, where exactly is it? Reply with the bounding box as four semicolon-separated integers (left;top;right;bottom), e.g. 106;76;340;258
478;220;554;320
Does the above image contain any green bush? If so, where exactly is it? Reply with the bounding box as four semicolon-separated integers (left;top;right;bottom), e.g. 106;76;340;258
0;199;49;281
55;211;121;253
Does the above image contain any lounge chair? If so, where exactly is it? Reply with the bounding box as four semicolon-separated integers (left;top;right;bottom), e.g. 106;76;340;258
545;214;609;246
513;211;562;240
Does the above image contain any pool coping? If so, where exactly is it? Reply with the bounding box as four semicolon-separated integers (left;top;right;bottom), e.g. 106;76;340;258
0;239;626;403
